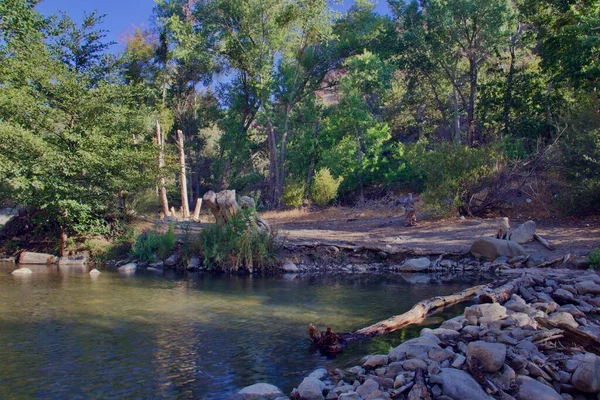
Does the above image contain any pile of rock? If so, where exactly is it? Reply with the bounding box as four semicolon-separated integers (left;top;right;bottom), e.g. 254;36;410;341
276;270;600;400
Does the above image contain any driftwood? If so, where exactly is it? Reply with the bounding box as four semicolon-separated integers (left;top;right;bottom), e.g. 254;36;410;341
192;198;202;221
534;233;554;250
536;317;600;355
407;368;431;400
309;284;486;354
203;190;239;225
477;276;534;304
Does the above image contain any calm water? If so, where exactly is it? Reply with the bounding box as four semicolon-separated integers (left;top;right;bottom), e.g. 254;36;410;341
0;263;487;399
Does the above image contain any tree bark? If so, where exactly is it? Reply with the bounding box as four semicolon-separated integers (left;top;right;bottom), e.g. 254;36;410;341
353;122;365;203
467;57;478;147
278;103;292;205
156;119;170;218
176;129;190;218
502;32;517;140
265;115;280;207
453;86;461;144
306;119;320;198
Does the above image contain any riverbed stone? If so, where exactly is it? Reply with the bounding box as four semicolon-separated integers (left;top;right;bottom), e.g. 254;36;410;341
466;341;506;372
337;393;360;400
509;220;536;244
388;337;441;361
551;288;576;305
363;355;388;369
298;377;325;400
399;257;431;272
548;312;579;328
429;349;454;363
438;368;493;399
571;353;600;393
165;254;179;266
516;375;561;400
18;251;58;265
464;303;508;322
118;263;136;273
237;383;285;399
402;358;427;371
430;328;460;341
58;254;88;266
11;268;32;275
89;269;101;276
470;237;528;260
308;368;328;380
282;261;299;273
575;281;600;296
355;379;380;399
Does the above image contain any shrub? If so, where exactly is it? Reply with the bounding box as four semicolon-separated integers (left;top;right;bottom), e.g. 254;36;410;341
311;168;343;206
282;180;306;208
196;209;279;272
130;222;176;261
590;247;600;269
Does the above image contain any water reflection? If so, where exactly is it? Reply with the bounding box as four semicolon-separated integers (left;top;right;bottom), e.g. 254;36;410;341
0;262;488;399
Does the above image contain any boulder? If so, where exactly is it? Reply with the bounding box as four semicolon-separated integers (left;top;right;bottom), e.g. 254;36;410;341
548;312;579;328
571;353;600;393
355;379;380;399
297;377;325;400
438;368;493;400
165;254;179;267
58;254;88;266
574;281;600;296
89;269;101;276
402;358;427;371
388;336;441;361
516;375;561;400
18;251;58;265
470;237;527;260
509;220;536;244
11;268;32;275
363;355;388;369
466;341;507;373
464;303;508;322
188;256;200;270
118;263;137;273
237;383;285;400
282;261;299;273
399;257;431;272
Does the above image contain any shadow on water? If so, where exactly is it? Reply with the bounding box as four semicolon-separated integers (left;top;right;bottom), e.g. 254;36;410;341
0;262;491;399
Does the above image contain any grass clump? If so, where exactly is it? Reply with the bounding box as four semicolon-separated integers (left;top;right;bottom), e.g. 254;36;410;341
590;247;600;269
195;209;279;273
130;222;177;262
282;180;306;208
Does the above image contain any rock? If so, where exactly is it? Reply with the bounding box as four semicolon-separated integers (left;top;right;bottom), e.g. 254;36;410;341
355;379;379;398
509;221;536;244
490;364;516;391
165;254;179;267
388;337;441;361
575;281;600;296
464;303;508;323
571;353;600;393
188;256;200;270
297;377;325;400
338;393;360;400
429;349;455;363
438;368;493;400
89;269;101;276
470;237;528;260
18;251;58;265
548;312;579;328
551;289;576;305
430;328;460;341
118;263;137;273
363;355;388;369
516;375;561;400
466;341;507;372
402;358;427;371
440;318;464;331
58;254;88;266
399;257;431;272
282;261;299;273
452;354;466;368
308;368;328;380
385;361;404;377
11;268;32;275
237;383;284;399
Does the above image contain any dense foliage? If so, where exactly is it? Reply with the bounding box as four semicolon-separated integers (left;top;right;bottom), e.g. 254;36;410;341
1;0;599;252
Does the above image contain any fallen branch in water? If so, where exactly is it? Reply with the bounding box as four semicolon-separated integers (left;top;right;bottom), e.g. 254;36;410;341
309;284;486;355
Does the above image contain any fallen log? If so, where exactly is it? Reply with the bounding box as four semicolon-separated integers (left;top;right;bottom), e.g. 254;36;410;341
533;233;554;250
477;276;534;304
309;284;486;355
536;317;600;355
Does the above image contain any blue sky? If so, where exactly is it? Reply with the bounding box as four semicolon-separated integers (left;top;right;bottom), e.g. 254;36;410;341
36;0;391;53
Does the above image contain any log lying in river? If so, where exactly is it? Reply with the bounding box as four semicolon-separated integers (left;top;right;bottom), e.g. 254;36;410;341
309;284;486;355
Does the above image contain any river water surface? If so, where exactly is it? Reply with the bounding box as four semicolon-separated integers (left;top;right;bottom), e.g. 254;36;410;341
0;263;487;399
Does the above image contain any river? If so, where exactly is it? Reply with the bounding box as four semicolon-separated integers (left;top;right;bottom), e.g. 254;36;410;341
0;262;487;399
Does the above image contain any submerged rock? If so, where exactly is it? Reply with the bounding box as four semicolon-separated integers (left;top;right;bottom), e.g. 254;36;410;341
89;269;101;276
11;268;32;275
118;263;136;273
237;383;285;399
398;257;431;272
282;261;299;273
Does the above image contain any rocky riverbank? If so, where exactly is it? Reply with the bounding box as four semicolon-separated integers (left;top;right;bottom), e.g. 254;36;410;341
237;268;600;400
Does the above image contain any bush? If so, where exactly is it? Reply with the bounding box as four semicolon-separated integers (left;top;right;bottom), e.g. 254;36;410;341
282;180;306;208
590;247;600;269
196;209;279;272
130;222;176;262
311;168;343;206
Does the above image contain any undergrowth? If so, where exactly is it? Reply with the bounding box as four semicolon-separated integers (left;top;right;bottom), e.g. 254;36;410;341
129;222;177;262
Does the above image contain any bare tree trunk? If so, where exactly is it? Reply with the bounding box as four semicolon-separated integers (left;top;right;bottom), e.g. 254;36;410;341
278;104;292;205
467;57;478;147
306;119;320;198
503;23;520;140
177;129;190;218
353;122;365;204
156;119;170;218
192;198;202;221
453;86;461;144
265;115;280;207
59;226;67;257
218;157;232;191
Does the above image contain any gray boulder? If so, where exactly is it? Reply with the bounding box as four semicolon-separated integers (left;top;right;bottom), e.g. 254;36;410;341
466;341;507;372
89;269;101;276
11;268;32;275
237;383;285;400
571;353;600;393
388;336;441;361
464;303;507;323
509;220;536;244
548;312;579;328
438;368;494;399
297;377;325;400
363;355;388;369
118;263;137;273
516;375;561;400
399;257;431;272
470;237;527;260
282;261;299;273
19;251;58;265
574;281;600;296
